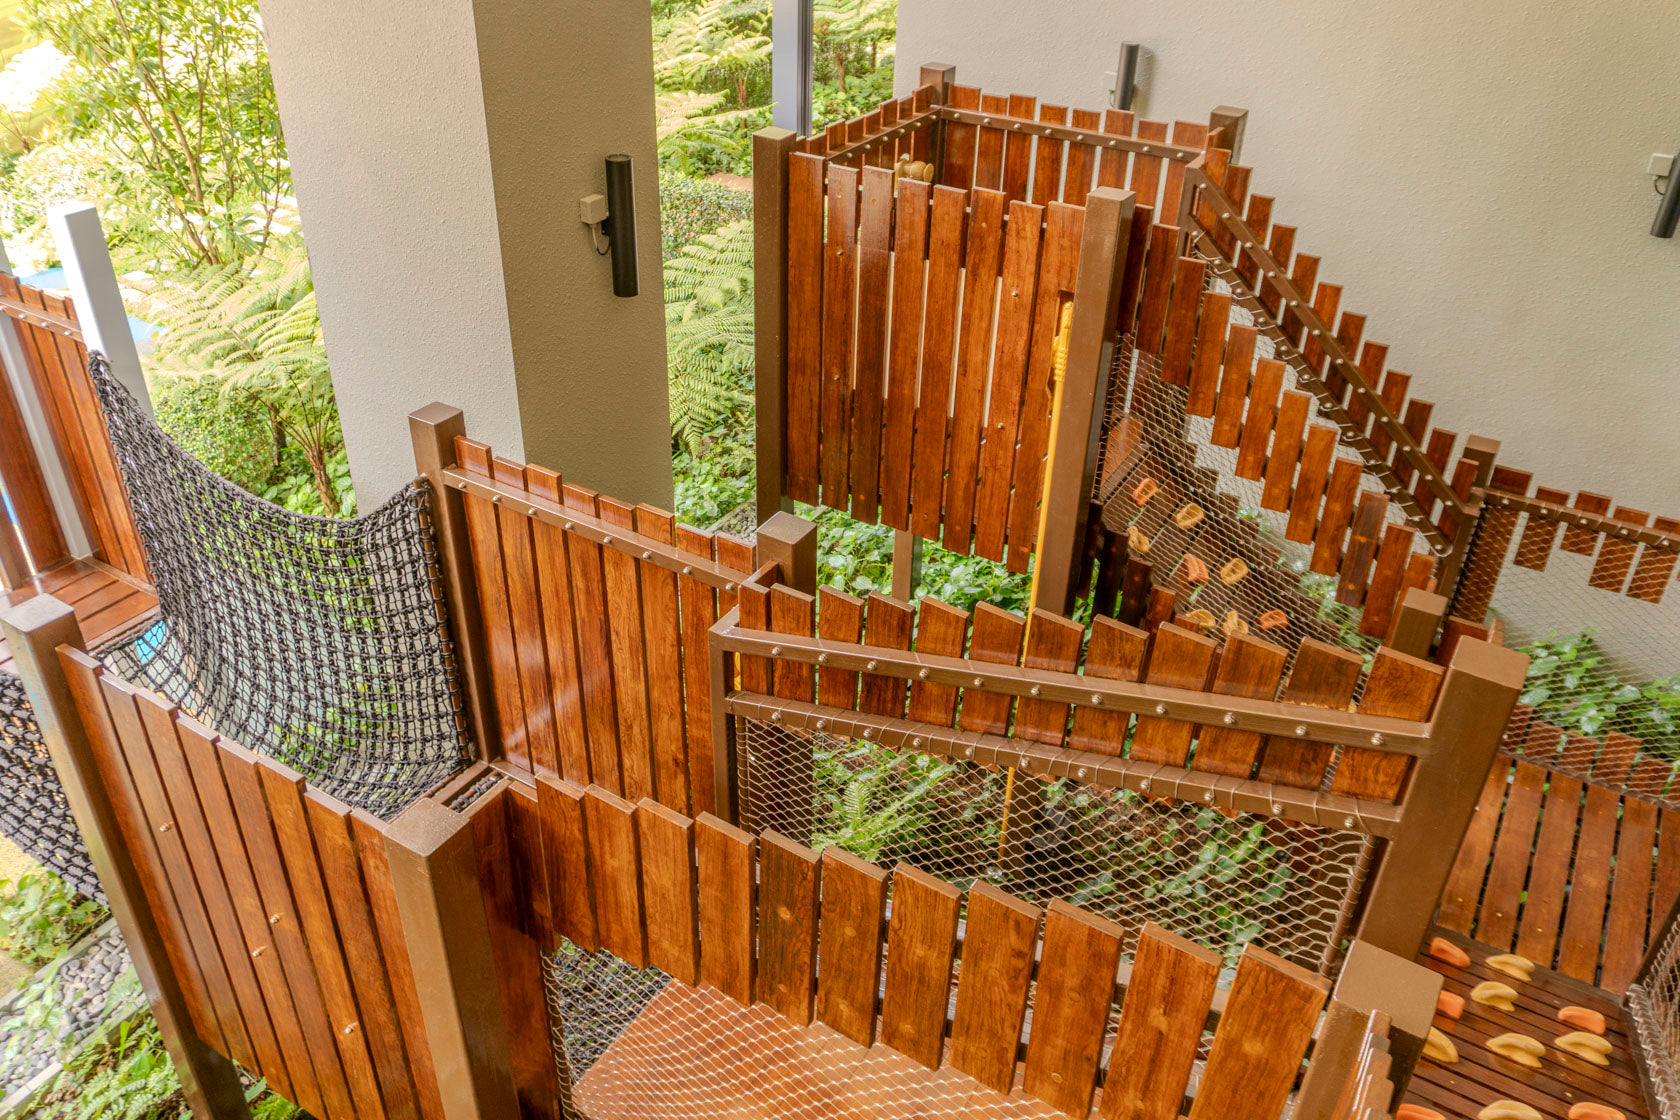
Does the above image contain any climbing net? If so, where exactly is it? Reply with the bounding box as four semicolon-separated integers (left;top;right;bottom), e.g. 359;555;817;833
88;354;472;818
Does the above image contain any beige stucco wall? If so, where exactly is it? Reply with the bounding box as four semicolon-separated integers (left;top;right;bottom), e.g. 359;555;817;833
260;0;672;508
259;0;524;504
898;0;1680;511
471;0;673;507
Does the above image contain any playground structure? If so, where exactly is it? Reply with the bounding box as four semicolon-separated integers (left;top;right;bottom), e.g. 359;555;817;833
0;63;1674;1120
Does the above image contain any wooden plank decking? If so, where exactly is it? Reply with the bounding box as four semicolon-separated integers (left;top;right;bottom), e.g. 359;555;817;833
1408;926;1649;1120
0;557;157;673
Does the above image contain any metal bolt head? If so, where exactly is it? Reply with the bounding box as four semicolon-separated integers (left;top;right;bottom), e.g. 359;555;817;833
642;550;653;560
1222;712;1237;725
1370;733;1384;746
912;736;923;748
159;822;173;833
817;652;828;664
964;746;976;758
682;565;693;576
564;521;575;531
491;493;501;504
1343;816;1356;829
1030;685;1042;697
1140;779;1152;791
866;659;878;671
1077;768;1088;779
974;676;984;687
1204;790;1215;802
918;668;930;680
863;729;874;740
1090;693;1102;705
1295;724;1308;736
269;913;281;925
771;711;782;723
342;1022;359;1036
1154;703;1168;716
1271;803;1283;814
252;946;266;958
814;719;826;730
770;645;782;656
602;536;613;547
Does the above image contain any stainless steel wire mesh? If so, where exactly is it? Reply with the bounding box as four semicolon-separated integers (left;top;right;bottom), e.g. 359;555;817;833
1627;911;1680;1120
736;715;1374;980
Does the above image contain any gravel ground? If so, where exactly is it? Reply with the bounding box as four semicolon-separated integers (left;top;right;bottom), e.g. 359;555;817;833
0;931;131;1096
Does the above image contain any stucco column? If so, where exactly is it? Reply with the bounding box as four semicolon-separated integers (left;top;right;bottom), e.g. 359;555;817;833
260;0;672;508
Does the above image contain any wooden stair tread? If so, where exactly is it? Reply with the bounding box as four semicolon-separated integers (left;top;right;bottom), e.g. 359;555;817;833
1405;926;1650;1120
0;558;157;674
573;980;1064;1120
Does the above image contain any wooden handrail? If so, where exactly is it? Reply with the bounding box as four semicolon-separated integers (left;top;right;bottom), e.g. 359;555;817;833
934;105;1206;162
1183;165;1473;528
0;293;82;340
1476;484;1680;556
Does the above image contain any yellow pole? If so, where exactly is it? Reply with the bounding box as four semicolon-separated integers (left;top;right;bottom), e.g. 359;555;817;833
999;299;1076;864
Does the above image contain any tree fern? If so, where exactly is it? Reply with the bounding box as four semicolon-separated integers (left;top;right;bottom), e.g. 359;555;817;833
139;243;348;514
664;220;754;453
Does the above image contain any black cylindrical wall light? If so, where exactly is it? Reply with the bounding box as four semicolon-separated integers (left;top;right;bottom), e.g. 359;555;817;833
605;154;639;296
1654;147;1680;239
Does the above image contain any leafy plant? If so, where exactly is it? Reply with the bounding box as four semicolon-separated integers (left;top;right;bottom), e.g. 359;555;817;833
813;0;895;94
656;0;770;111
658;167;752;257
153;373;277;493
1518;629;1680;754
40;1013;180;1120
664;220;754;454
0;870;106;967
24;0;288;270
140;244;352;515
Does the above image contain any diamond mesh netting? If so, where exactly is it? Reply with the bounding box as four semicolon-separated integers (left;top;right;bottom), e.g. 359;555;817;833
85;354;472;817
0;668;100;899
736;715;1374;979
1451;509;1680;801
1627;911;1680;1120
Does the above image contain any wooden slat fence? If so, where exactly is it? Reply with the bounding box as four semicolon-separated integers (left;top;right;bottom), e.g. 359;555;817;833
776;146;1094;570
714;565;1528;965
1439;703;1680;993
515;777;1410;1120
0;274;147;582
58;647;446;1120
440;434;758;816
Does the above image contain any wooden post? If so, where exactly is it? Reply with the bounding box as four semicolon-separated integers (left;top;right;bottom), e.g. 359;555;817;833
918;63;955;180
47;203;149;417
0;596;251;1119
410;403;501;762
1436;434;1498;610
1385;588;1447;659
0;229;87;562
754;127;797;525
1316;940;1439;1107
1033;187;1134;614
383;796;521;1120
707;624;739;824
1208;106;1249;162
1355;637;1527;960
890;530;923;601
756;510;817;593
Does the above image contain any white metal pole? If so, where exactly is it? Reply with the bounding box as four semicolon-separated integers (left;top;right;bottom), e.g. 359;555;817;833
771;0;813;135
0;233;93;558
47;202;151;418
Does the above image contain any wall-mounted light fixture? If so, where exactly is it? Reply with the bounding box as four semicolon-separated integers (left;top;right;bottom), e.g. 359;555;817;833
579;155;640;296
1653;144;1679;238
1112;42;1142;112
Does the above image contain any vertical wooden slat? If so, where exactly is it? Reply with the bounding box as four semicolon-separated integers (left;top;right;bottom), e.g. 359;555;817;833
596;498;655;801
537;775;596;951
1158;257;1206;386
1022;900;1122;1116
770;584;816;701
559;486;622;791
304;791;420;1120
1436;764;1513;937
526;467;590;784
1000;94;1036;200
880;179;930;530
1187;947;1329;1120
1286;424;1338;543
909;186;968;541
456;440;529;770
1067;616;1147;755
1603;796;1659;990
973;93;1008;188
1012;609;1084;744
815;847;888;1046
942;187;1008;553
1259;389;1310;510
906;597;968;724
490;459;559;775
756;829;820;1024
942;85;979;188
1128;625;1217;766
1209;324;1256;448
635;506;689;811
786;153;825;503
1328;648;1443;802
948;883;1039;1093
1509;770;1579;963
1358;524;1417;638
820;163;860;506
957;604;1025;735
849;165;895;521
858;593;914;717
1309;458;1364;576
815;587;865;709
972;199;1045;562
1101;924;1221;1120
879;865;961;1069
1233;358;1284;481
583;785;646;966
1254;640;1364;789
1190;633;1289;778
677;526;721;815
696;813;755;1003
1558;783;1620;981
1185;291;1230;416
1029;103;1067;204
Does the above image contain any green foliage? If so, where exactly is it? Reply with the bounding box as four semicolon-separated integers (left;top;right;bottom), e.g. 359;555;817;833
655;0;770;111
658;168;752;257
665;220;755;454
41;1013;180;1120
814;743;969;861
153;373;276;493
23;0;288;270
0;870;106;967
141;244;353;516
673;436;754;528
1518;630;1680;754
812;0;895;95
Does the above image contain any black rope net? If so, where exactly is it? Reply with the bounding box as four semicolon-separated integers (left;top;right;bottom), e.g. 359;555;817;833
0;354;473;905
88;354;472;818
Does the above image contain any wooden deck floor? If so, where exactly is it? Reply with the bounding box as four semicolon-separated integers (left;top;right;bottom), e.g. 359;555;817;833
0;558;157;673
1407;926;1649;1120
